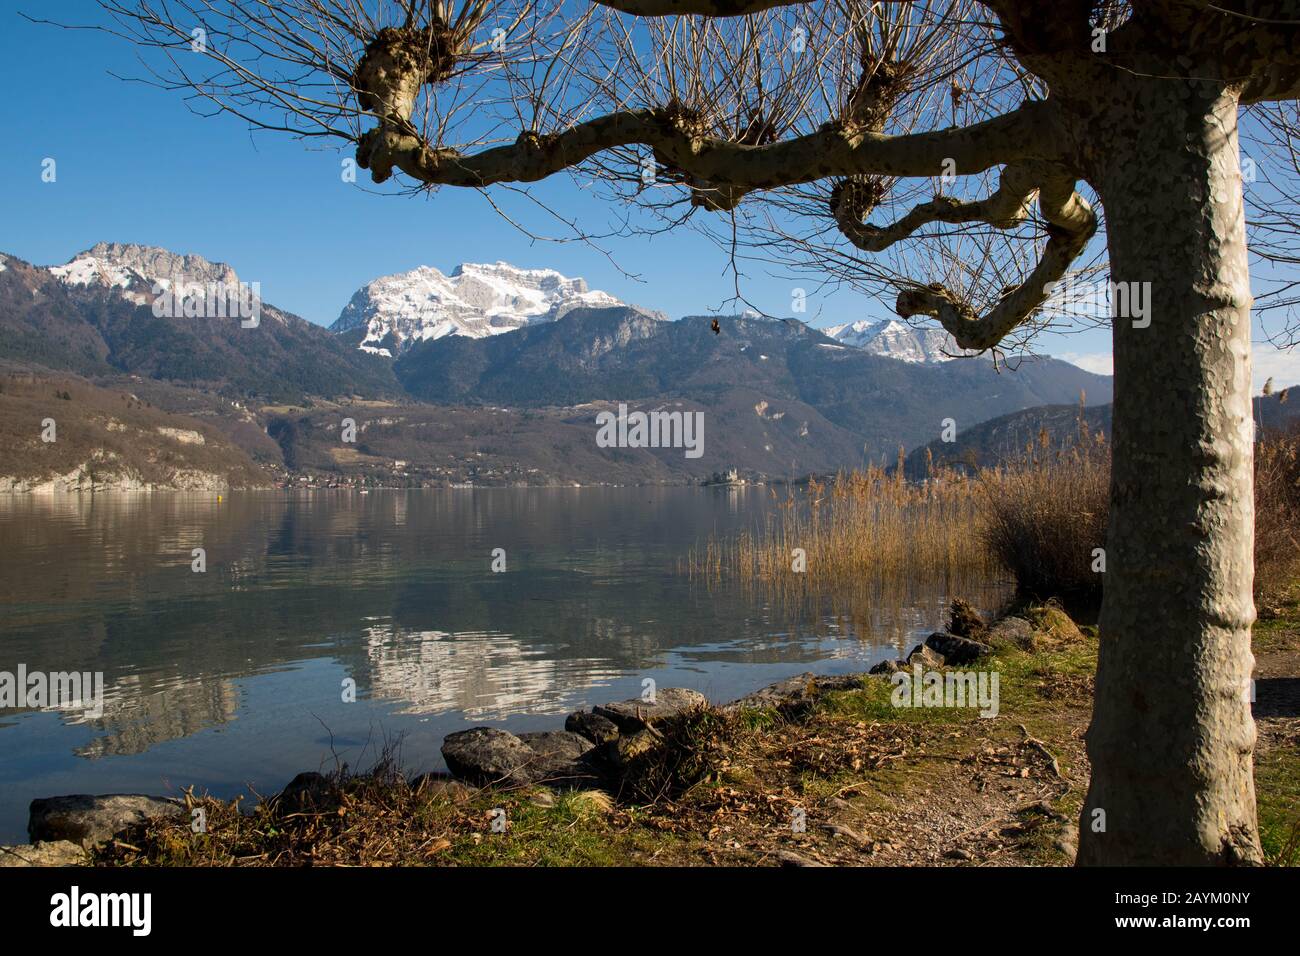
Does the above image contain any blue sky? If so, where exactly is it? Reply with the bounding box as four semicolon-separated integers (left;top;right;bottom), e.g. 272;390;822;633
0;0;1295;390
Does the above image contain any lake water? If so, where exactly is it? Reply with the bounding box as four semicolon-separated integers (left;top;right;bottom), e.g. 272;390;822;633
0;488;1009;843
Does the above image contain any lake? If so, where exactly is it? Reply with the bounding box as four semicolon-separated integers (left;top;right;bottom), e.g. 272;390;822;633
0;488;1009;843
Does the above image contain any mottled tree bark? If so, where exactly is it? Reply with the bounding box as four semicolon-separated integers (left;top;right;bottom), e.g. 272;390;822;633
1078;77;1262;865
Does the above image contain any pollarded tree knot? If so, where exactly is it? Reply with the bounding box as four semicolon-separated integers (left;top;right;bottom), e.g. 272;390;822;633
846;57;912;131
515;130;555;153
354;23;458;122
829;177;887;223
657;99;711;144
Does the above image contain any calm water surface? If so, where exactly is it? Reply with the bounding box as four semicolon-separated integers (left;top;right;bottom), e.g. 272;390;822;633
0;488;1008;842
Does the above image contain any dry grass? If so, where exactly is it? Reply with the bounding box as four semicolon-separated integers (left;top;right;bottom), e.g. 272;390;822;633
691;419;1298;608
976;427;1110;602
1256;425;1300;604
686;463;997;595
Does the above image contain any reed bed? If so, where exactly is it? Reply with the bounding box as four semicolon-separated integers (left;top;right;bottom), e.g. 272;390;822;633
689;417;1299;607
686;462;998;595
976;426;1110;601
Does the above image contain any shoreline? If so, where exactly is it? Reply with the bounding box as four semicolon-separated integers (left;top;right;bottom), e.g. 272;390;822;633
6;596;1297;867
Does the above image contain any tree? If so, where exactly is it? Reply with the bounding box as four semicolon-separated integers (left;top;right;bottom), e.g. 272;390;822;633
80;0;1300;864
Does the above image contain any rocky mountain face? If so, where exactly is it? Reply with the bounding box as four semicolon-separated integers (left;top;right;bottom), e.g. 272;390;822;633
49;242;242;296
1;241;1117;487
822;319;980;362
395;308;1113;463
0;246;399;403
330;261;651;357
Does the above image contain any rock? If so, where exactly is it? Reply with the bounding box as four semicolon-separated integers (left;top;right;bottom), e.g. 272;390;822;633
987;616;1036;651
441;727;605;789
275;772;341;814
925;631;992;666
603;728;663;769
1025;604;1085;645
28;794;185;849
906;644;945;668
519;730;593;763
0;841;86;867
441;727;539;786
565;710;620;745
409;773;475;804
726;673;817;710
518;730;604;788
869;659;904;675
594;688;707;731
947;598;987;638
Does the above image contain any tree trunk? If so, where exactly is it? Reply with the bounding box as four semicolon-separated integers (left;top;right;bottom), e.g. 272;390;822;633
1077;79;1263;865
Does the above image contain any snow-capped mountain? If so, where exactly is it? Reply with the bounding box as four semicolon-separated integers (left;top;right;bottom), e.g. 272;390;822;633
822;318;980;362
50;242;242;298
331;262;640;357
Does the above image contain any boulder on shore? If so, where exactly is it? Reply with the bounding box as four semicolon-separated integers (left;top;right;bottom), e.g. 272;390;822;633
441;727;540;786
441;727;603;788
0;841;86;867
727;673;864;711
924;631;993;666
518;730;604;788
28;794;185;849
987;616;1036;651
906;644;945;668
594;688;708;731
565;710;620;745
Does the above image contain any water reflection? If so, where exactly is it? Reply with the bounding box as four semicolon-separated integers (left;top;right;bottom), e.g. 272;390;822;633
0;488;1011;842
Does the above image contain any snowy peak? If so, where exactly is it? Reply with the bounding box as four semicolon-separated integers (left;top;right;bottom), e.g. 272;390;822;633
332;261;630;357
822;318;980;363
50;242;241;293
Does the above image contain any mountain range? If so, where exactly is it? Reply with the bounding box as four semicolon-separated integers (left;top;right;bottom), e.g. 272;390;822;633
823;318;981;362
330;261;654;357
0;242;1115;489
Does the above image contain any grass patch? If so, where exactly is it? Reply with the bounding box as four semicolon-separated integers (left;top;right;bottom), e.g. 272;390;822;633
1255;748;1300;866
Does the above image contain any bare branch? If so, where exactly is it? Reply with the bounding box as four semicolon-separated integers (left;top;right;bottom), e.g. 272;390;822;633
830;159;1045;251
357;97;1065;192
894;173;1097;349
